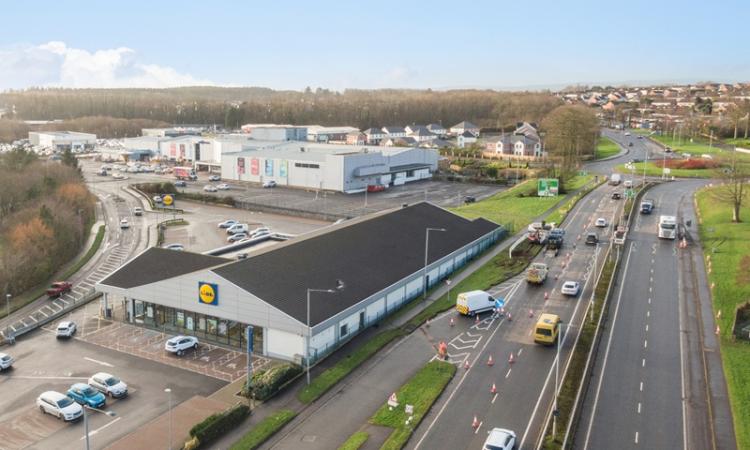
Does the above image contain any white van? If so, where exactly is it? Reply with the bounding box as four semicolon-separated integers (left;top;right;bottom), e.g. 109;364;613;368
226;223;249;235
609;173;622;186
456;290;496;316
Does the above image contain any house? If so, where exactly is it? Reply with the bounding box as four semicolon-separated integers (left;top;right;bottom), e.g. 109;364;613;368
382;137;418;147
450;121;480;137
420;139;452;149
407;126;437;143
457;131;478;148
382;126;407;138
426;123;447;136
485;122;544;157
346;132;367;146
602;101;616;112
363;128;387;144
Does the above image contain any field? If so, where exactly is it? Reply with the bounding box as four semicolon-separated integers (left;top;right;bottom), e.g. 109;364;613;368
695;184;750;449
595;137;621;159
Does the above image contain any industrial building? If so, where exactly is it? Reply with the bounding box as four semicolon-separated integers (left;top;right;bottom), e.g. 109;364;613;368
29;131;97;151
95;203;503;362
241;124;307;141
220;141;439;193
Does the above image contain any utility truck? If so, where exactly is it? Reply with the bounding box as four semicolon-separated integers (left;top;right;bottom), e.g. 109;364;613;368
526;262;549;284
456;290;496;316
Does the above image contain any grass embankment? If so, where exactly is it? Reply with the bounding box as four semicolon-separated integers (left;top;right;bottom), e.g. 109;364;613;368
595;137;621;160
649;133;723;155
229;409;297;450
615;161;714;178
725;138;750;148
0;224;106;323
696;185;750;449
452;175;593;232
338;431;369;450
370;361;456;450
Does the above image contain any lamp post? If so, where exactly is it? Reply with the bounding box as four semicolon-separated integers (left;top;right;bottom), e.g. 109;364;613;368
165;388;173;450
5;293;10;340
423;228;447;302
553;322;568;439
306;280;345;385
83;405;116;450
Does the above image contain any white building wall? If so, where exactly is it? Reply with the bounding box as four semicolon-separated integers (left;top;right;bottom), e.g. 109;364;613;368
309;325;336;358
366;297;386;323
266;328;305;360
338;312;361;340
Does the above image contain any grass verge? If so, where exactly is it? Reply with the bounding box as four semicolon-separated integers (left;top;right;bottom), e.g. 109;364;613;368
696;184;750;449
229;409;297;450
370;361;456;450
338;431;369;450
725;138;750;148
615;162;713;178
595;137;621;160
0;224;105;322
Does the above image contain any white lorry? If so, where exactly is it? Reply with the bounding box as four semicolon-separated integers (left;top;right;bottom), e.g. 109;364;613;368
456;290;496;316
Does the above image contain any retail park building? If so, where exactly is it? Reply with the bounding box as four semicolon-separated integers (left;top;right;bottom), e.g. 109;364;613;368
95;203;503;363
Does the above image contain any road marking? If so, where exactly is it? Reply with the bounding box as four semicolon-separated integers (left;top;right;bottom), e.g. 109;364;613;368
505;369;512;379
84;357;114;367
648;298;651;304
9;375;89;380
638;402;641;414
582;242;636;450
642;358;645;367
646;324;649;332
79;417;122;440
640;381;643;392
652;258;655;264
649;286;652;293
492;393;498;404
649;277;653;283
474;421;483;434
647;311;650;318
644;340;648;348
635;431;639;444
518;348;523;356
29;315;38;323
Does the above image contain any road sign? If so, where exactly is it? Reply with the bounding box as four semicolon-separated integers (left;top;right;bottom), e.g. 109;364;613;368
537;178;559;197
663;168;671;174
163;194;173;206
625;189;635;198
494;297;505;309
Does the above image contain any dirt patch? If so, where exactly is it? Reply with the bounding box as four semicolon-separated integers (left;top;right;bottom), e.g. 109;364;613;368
737;255;750;285
663;158;720;170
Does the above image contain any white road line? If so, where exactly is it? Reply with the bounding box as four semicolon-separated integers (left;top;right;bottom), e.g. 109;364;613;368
492;393;498;404
581;242;636;450
29;316;38;323
505;369;512;379
10;375;89;380
647;311;650;318
640;381;644;392
79;417;122;440
518;348;523;356
635;431;639;444
474;421;483;435
646;324;649;332
644;340;648;348
638;402;642;414
677;231;689;450
648;298;651;304
84;357;114;367
642;358;645;367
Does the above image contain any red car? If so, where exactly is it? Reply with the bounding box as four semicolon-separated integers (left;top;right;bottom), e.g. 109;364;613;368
367;185;386;192
46;281;72;297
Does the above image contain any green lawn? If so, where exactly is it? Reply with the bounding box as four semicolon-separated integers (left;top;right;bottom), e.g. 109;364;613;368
614;162;713;178
696;185;750;450
338;431;369;450
649;133;725;155
725;138;750;148
451;175;593;233
229;409;297;450
595;137;621;160
370;361;456;450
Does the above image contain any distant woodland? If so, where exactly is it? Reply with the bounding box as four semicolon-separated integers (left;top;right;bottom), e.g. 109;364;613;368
0;87;563;140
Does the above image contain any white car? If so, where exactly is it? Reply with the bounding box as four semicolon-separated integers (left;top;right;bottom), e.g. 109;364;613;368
133;207;143;216
208;175;221;182
88;372;128;398
153;195;163;203
228;232;248;242
37;391;83;421
248;227;270;237
56;321;77;338
249;231;270;240
120;219;130;229
595;218;608;228
262;180;277;188
203;185;218;192
217;183;230;190
227;223;249;235
0;353;14;370
483;428;516;450
218;219;238;229
561;281;580;296
163;243;184;251
112;172;125;180
165;335;199;356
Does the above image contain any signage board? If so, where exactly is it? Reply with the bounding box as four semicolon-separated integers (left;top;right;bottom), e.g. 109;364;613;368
537;178;559;197
198;282;218;306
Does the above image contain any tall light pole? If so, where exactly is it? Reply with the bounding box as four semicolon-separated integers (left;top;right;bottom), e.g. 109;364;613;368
553;322;568;439
165;388;173;450
306;280;345;385
83;405;116;450
5;293;10;340
423;228;447;302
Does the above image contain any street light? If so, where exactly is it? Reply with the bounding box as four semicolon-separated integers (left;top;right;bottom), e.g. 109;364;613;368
423;228;447;301
5;294;10;341
83;405;116;450
306;280;345;385
553;322;569;439
165;388;173;450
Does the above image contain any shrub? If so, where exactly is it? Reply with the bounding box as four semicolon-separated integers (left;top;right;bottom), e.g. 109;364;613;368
189;404;250;447
135;182;177;194
242;363;301;401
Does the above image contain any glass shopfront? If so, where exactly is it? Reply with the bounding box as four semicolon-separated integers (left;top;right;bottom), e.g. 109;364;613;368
132;300;263;352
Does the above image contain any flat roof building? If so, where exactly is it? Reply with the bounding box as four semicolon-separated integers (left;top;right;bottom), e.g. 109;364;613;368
29;131;97;151
96;203;503;362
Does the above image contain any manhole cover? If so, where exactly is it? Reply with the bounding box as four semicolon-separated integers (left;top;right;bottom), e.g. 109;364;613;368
302;435;317;443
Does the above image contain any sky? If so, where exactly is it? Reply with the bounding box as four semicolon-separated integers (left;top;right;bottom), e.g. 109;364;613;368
1;0;749;92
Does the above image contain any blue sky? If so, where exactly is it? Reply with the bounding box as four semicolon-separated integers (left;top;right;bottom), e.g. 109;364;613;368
1;0;748;91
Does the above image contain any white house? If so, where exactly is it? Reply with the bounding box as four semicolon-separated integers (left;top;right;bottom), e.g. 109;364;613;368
457;131;478;148
363;128;387;144
450;121;480;137
382;126;407;138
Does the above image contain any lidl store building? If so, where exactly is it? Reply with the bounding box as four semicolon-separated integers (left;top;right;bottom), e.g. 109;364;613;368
95;203;503;363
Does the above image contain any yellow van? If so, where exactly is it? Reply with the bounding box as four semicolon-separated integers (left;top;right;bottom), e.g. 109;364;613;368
534;313;561;345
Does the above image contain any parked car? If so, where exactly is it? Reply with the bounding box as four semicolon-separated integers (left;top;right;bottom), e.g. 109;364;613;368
46;281;72;297
228;232;248;242
237;253;248;260
153;195;163;203
203;185;218;192
464;196;476;204
623;179;633;189
37;391;83;421
97;169;108;176
482;428;516;450
218;219;238;229
561;281;580;296
112;172;125;180
88;372;128;398
585;232;599;245
628;142;633;147
174;180;187;187
217;183;230;190
595;217;608;227
637;135;644;139
133;207;143;216
611;192;622;200
664;146;673;153
262;180;277;188
248;227;270;237
0;353;14;370
250;230;270;240
163;243;185;251
120;218;130;229
56;321;77;338
624;132;631;136
165;335;199;356
208;175;221;182
226;223;249;234
67;383;106;408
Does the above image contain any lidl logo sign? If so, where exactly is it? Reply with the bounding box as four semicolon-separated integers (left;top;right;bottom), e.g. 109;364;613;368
198;282;218;306
163;194;173;206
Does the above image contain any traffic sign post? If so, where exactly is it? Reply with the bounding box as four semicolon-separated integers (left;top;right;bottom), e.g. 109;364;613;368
537;178;559;197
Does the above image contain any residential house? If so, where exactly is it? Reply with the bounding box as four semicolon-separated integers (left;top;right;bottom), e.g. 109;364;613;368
382;126;407;138
382;136;418;147
406;125;437;143
457;131;478;148
346;131;367;146
363;128;387;144
450;121;480;137
485;122;543;157
426;123;447;136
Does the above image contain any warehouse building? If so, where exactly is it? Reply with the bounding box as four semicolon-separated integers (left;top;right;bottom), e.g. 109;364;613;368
221;141;439;193
29;131;97;151
95;203;503;363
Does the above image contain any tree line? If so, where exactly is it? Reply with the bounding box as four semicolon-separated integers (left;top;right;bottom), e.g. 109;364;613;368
0;116;169;142
0;149;95;296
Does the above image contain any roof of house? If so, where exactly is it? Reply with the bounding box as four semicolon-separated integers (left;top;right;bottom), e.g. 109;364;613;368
410;128;436;137
212;202;500;326
382;126;406;134
99;248;229;289
363;128;384;135
426;123;446;131
460;131;477;138
451;121;478;130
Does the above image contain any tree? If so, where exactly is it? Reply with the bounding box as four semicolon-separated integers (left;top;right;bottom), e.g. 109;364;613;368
713;150;750;222
726;104;746;139
61;148;78;170
541;105;599;185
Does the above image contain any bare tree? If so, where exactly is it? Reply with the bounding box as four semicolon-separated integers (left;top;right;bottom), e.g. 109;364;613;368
713;150;750;222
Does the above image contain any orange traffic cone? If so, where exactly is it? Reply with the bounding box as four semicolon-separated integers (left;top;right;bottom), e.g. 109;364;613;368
472;415;479;429
544;292;549;300
509;352;515;364
475;315;480;324
425;318;430;328
528;309;534;318
507;312;512;321
487;355;494;366
490;383;497;394
450;317;455;327
715;325;720;335
464;360;470;369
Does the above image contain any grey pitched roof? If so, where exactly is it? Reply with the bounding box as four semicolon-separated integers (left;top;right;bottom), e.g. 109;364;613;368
363;128;383;135
427;123;446;131
452;121;478;130
460;131;477;138
213;203;500;326
382;126;406;134
99;248;229;289
411;128;436;137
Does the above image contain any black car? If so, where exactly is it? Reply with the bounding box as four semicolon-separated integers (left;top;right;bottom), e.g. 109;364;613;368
611;192;622;200
463;196;476;204
174;180;187;187
628;142;633;147
585;232;599;245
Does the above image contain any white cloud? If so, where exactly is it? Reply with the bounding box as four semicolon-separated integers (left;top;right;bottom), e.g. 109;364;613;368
0;41;212;89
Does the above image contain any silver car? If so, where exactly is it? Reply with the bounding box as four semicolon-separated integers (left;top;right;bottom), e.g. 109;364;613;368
36;391;83;421
483;428;516;450
0;353;14;370
88;372;128;398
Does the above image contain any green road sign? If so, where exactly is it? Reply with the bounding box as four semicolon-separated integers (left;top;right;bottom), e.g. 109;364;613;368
625;188;635;198
537;178;559;197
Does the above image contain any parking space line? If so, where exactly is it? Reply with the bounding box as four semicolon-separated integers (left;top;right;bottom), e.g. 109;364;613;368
84;357;114;367
79;417;121;440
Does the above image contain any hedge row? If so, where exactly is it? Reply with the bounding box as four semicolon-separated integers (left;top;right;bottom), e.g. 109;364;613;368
242;363;302;401
188;404;250;448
